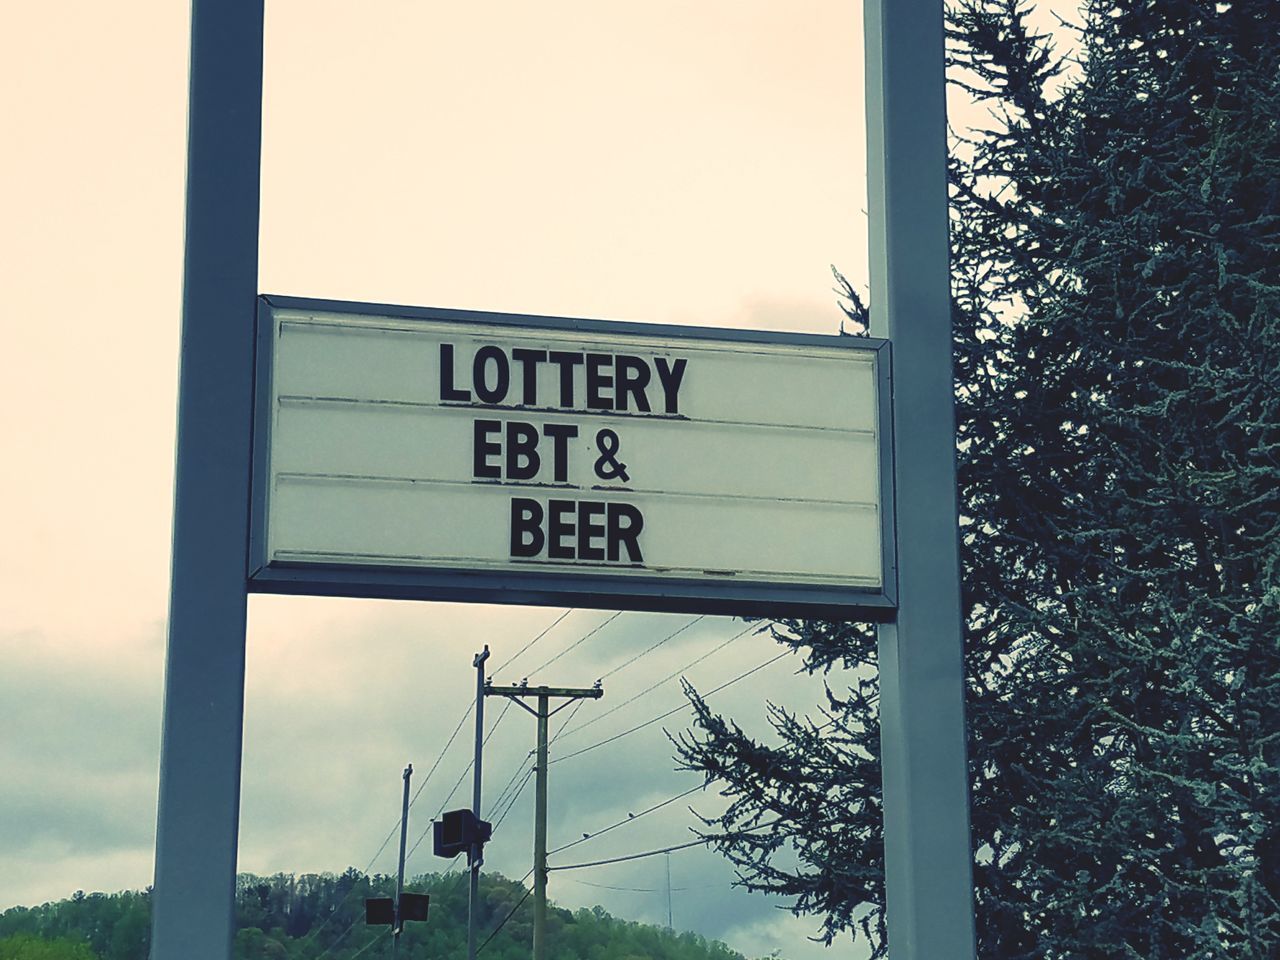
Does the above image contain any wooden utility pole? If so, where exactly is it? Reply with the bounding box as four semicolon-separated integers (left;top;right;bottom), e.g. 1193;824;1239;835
487;683;602;960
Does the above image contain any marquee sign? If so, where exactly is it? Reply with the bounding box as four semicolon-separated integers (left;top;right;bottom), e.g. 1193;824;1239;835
248;296;895;617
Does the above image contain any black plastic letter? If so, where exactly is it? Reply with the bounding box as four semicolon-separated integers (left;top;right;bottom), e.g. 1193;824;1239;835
441;344;471;402
510;498;544;558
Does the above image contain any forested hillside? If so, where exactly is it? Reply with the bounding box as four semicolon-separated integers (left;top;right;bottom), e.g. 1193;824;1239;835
0;872;756;960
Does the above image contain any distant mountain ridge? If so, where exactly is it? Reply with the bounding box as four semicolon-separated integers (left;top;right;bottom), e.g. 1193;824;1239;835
0;870;766;960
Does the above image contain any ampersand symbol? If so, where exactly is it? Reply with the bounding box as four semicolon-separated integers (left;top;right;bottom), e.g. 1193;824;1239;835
594;428;630;483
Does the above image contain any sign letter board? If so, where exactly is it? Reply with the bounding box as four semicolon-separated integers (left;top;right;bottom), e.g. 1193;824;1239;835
249;296;895;618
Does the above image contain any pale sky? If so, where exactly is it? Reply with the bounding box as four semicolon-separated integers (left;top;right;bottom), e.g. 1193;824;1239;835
0;0;1084;955
2;3;875;959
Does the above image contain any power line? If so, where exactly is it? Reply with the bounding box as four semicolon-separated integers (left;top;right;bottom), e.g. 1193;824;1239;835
406;700;474;812
548;836;710;871
494;609;575;674
597;615;705;681
548;819;784;873
347;927;390;960
524;611;622;678
361;823;402;880
487;751;534;819
563;877;694;893
492;766;534;832
485;697;515;746
405;696;516;864
547;782;710;856
553;622;766;744
550;648;795;765
476;886;534;956
312;910;366;960
547;696;589;746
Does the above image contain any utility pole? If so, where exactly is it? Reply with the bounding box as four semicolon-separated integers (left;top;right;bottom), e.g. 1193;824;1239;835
665;852;673;929
487;683;603;960
367;766;430;943
394;763;412;960
468;646;490;960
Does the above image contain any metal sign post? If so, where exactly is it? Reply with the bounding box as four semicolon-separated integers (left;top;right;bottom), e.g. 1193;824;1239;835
865;1;978;957
468;646;490;960
150;2;264;958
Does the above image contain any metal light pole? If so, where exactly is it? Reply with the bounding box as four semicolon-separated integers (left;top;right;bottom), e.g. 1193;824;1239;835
394;764;413;959
468;646;490;960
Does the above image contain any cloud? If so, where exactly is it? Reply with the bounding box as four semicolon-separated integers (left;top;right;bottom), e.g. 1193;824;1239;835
0;626;163;907
8;3;877;958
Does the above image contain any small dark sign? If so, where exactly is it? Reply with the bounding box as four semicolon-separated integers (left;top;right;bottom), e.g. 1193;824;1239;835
366;893;430;926
365;898;395;926
400;892;430;923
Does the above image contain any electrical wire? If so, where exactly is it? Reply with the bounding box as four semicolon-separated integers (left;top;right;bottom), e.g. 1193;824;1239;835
565;877;694;893
404;695;516;863
547;696;589;745
524;611;622;678
312;912;366;960
547;819;783;872
550;648;794;765
485;698;515;746
475;886;534;955
404;700;474;812
494;609;575;674
547;782;709;856
487;751;534;819
361;823;402;880
492;767;535;832
549;836;710;870
347;928;391;960
553;622;766;744
597;615;705;681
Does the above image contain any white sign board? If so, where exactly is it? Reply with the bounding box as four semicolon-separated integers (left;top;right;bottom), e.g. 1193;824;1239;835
249;297;894;617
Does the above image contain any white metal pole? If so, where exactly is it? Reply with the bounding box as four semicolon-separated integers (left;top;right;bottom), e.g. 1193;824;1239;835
864;0;978;956
151;2;263;958
394;764;412;958
468;646;490;960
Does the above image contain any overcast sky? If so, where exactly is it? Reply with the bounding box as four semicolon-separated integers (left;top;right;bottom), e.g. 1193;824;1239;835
2;3;873;958
0;2;1080;958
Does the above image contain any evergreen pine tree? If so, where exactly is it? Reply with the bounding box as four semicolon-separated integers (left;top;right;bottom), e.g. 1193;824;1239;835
675;2;1280;957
